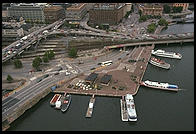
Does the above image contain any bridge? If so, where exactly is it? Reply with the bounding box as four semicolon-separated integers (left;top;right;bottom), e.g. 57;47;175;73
104;37;194;50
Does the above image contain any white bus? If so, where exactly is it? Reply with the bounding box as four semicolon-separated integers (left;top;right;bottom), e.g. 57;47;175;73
101;60;113;66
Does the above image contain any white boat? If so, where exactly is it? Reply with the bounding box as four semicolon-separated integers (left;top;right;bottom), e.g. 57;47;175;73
55;95;62;109
151;49;182;59
125;94;137;121
149;57;170;69
141;80;179;91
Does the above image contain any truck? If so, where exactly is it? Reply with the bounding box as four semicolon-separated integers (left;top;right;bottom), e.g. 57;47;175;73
42;30;49;35
21;36;28;41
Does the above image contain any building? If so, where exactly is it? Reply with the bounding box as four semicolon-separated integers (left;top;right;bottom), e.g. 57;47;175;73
173;3;189;11
66;3;87;21
139;3;163;16
125;3;132;12
89;3;126;25
44;6;65;23
8;3;45;23
100;74;112;86
2;25;24;38
85;73;98;85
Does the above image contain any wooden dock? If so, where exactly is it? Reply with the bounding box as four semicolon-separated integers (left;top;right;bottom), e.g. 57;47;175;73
120;96;128;121
86;94;95;118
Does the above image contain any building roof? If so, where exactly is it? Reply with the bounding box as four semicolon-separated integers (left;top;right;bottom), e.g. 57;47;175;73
100;74;112;84
66;3;85;10
85;73;98;83
44;5;63;11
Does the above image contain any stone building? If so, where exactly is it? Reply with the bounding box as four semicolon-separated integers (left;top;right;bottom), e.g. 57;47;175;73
44;6;65;23
139;3;163;16
89;3;126;25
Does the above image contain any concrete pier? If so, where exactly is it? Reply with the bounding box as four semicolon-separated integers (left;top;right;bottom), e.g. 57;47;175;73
86;94;95;118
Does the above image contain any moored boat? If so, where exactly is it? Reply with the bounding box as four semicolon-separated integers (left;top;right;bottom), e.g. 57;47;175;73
149;56;170;69
61;93;71;112
125;94;137;121
50;94;61;106
151;49;182;59
55;95;62;109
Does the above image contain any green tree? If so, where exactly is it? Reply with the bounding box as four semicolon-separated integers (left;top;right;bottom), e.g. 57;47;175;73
139;10;142;16
7;75;13;82
32;56;42;70
48;50;55;59
158;18;168;26
139;15;147;22
68;47;78;58
14;59;23;68
163;4;171;14
42;56;49;63
147;23;157;33
172;6;183;13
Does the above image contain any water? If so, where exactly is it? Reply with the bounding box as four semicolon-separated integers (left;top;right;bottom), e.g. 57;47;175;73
7;23;194;131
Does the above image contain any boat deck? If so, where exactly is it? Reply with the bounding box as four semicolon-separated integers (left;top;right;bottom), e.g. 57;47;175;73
120;96;128;121
86;94;95;118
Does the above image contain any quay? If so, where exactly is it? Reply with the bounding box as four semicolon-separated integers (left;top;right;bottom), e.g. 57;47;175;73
120;96;128;121
54;44;155;97
86;94;95;118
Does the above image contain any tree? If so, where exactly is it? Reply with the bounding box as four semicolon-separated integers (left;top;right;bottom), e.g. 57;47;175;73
139;15;147;22
158;18;168;26
172;6;183;13
68;47;77;58
7;75;13;82
163;4;171;14
147;23;157;33
32;56;42;70
42;56;49;63
139;10;142;16
48;50;55;59
14;59;23;68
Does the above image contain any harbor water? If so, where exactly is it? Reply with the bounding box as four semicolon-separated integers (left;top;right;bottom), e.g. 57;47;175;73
7;23;194;131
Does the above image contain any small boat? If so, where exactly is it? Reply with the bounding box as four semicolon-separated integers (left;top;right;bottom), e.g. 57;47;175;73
50;94;61;106
61;93;71;112
151;49;182;59
55;95;62;109
149;56;170;69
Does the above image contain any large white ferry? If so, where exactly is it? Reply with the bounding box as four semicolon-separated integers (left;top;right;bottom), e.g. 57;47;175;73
149;57;170;69
151;49;182;59
125;94;137;121
140;80;179;91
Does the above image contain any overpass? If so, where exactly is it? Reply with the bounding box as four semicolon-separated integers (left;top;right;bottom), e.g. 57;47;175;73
104;37;194;50
2;19;65;63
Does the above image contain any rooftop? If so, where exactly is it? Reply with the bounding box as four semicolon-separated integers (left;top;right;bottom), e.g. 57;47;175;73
66;3;85;10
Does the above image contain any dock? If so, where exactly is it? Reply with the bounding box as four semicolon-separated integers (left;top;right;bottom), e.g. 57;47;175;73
86;94;95;118
120;96;128;121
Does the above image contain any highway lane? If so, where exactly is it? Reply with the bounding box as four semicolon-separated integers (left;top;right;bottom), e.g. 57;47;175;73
2;70;77;121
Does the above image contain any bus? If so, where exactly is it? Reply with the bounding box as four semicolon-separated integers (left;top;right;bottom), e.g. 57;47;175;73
101;60;113;66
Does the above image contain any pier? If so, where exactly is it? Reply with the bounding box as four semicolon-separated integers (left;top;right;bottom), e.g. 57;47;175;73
120;96;128;121
86;94;95;118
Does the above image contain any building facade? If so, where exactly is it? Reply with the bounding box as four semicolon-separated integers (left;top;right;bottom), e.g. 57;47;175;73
173;3;189;11
44;6;65;23
8;3;45;23
89;3;126;25
139;3;163;16
66;3;87;21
